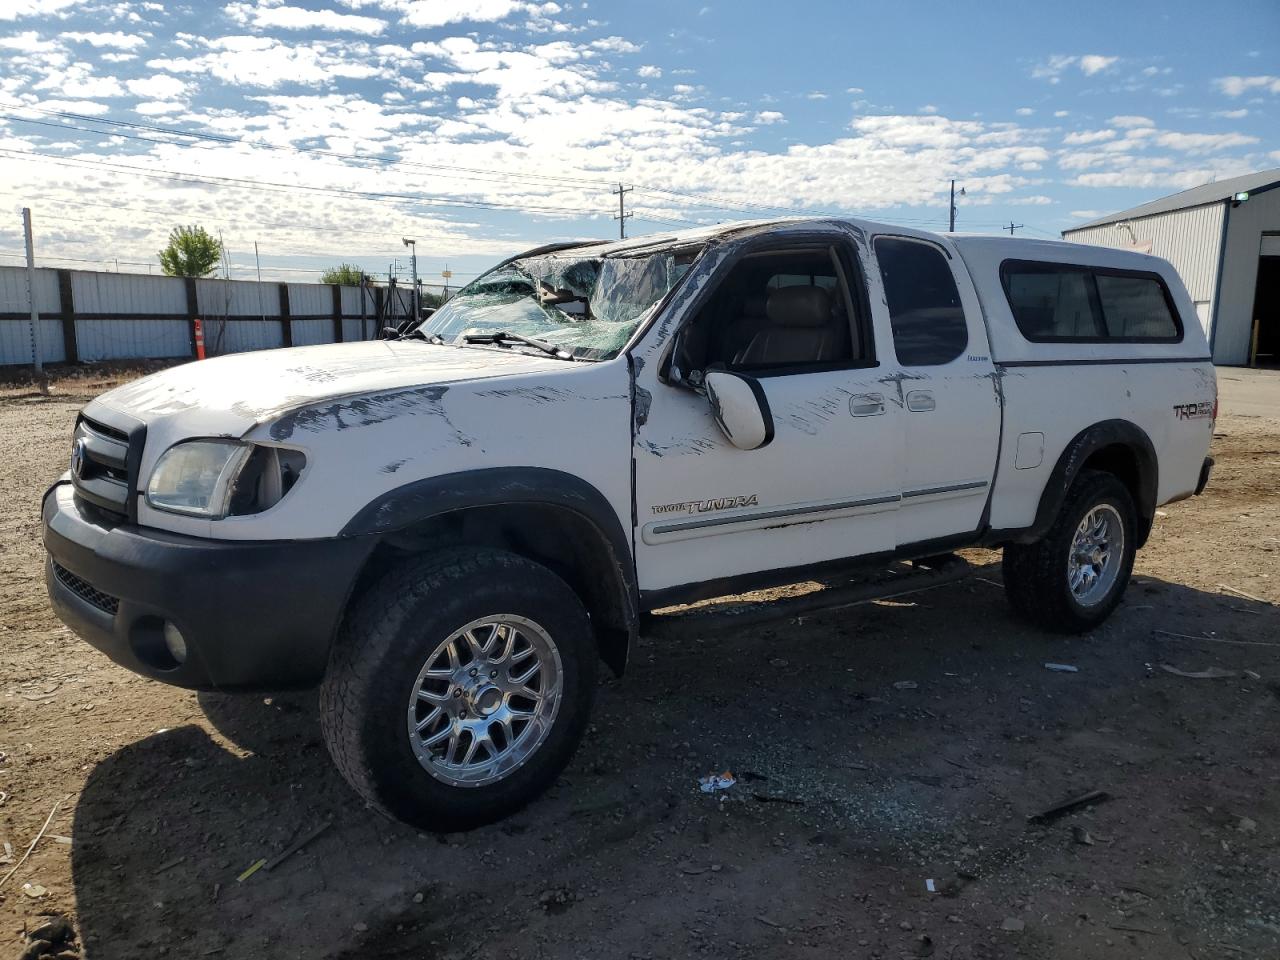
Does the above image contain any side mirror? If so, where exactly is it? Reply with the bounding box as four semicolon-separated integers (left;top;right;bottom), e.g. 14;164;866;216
704;371;774;451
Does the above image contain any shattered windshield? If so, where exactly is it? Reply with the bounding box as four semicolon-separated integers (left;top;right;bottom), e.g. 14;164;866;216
417;246;702;360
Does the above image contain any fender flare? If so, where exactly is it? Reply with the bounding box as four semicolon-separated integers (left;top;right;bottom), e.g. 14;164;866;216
1024;419;1159;547
340;467;638;673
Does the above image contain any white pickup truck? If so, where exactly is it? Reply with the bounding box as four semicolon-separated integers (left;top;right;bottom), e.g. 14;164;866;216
42;218;1215;829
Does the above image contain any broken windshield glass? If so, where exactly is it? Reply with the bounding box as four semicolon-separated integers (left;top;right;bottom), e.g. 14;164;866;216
417;246;701;360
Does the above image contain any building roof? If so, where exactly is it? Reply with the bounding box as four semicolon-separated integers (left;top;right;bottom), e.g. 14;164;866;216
1065;167;1280;232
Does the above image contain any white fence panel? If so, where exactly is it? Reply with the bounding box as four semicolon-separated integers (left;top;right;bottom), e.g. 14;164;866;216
78;319;189;361
218;320;284;355
290;318;329;346
73;271;186;315
287;283;329;318
195;278;280;318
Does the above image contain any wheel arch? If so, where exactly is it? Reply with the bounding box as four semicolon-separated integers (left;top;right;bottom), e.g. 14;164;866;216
1022;420;1159;548
341;468;638;676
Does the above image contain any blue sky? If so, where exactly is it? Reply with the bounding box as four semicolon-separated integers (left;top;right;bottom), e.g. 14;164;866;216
0;0;1277;284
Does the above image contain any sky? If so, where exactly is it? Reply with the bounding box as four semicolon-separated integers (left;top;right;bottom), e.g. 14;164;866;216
0;0;1277;286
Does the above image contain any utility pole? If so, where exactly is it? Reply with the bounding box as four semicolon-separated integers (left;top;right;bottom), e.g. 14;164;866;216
254;241;265;321
948;180;965;232
402;238;418;321
612;182;633;239
1005;222;1024;235
22;207;43;374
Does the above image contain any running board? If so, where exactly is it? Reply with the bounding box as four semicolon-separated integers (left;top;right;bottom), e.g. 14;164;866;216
642;554;972;640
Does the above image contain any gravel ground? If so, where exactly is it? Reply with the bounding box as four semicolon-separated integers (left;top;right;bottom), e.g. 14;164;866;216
0;365;1277;960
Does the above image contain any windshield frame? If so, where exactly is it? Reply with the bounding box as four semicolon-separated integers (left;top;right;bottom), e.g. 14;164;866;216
405;240;708;363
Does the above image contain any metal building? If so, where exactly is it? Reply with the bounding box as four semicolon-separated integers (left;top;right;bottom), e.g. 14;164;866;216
1062;168;1280;366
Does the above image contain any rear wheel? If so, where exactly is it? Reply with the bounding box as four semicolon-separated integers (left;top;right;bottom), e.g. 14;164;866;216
320;549;596;830
1003;470;1137;633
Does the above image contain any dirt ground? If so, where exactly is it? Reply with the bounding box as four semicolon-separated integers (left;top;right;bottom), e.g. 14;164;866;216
1;364;1278;960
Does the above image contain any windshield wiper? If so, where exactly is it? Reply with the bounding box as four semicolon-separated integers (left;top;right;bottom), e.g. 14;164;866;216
462;331;574;360
404;329;445;344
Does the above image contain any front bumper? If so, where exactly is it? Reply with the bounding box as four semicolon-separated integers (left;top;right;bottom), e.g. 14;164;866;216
42;480;375;691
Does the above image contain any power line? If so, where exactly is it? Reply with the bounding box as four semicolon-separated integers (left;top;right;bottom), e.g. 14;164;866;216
0;147;614;219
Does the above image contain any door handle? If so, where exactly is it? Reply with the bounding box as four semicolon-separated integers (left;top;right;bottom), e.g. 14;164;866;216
906;390;935;413
849;393;885;417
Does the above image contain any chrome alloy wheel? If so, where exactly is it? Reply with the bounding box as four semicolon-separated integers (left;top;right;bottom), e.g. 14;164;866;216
1068;504;1124;606
407;615;563;788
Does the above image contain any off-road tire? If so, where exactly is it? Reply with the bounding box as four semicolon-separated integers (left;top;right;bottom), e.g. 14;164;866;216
320;548;596;830
1002;469;1137;634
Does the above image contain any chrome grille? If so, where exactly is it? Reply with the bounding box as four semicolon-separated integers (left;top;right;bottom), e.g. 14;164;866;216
51;561;120;615
71;415;138;518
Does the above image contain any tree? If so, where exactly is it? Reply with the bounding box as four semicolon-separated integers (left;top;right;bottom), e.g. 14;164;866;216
321;263;365;285
158;225;223;278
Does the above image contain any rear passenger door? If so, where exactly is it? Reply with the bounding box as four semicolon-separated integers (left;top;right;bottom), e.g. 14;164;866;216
871;234;1001;547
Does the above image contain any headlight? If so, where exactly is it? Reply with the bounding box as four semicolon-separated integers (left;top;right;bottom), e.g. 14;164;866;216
146;440;306;519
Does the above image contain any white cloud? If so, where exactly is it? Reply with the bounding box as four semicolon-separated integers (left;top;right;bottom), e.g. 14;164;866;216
1154;130;1258;153
754;110;785;125
1015;107;1034;116
0;0;82;20
590;36;639;54
1214;75;1280;97
62;31;147;49
637;64;661;79
149;35;392;88
1063;129;1116;145
101;51;138;62
1110;114;1153;128
806;91;828;100
1032;53;1118;83
395;0;554;28
134;100;186;115
125;74;189;99
225;2;387;35
33;63;126;98
1078;54;1117;75
1214;108;1248;119
1053;110;1069;118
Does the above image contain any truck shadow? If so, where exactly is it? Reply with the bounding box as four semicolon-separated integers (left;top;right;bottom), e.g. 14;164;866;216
68;570;1280;959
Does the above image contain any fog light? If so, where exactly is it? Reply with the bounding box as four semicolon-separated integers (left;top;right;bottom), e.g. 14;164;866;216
163;622;188;665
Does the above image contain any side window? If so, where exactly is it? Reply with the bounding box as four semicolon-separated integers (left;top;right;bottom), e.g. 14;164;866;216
675;246;870;376
1094;274;1179;339
1001;261;1183;343
1003;266;1103;339
874;237;968;365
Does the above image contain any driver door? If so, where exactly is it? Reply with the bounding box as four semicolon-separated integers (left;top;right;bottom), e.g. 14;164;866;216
629;230;903;600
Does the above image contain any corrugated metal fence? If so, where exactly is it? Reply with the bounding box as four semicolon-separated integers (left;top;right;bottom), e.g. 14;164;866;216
0;265;435;367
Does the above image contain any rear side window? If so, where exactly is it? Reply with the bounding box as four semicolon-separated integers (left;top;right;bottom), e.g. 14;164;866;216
1094;274;1180;339
1001;260;1182;343
874;237;968;365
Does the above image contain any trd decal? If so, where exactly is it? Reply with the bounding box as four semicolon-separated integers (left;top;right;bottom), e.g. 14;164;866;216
652;494;759;516
1173;401;1212;421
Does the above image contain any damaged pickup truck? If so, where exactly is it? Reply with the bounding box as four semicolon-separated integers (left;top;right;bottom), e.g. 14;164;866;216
42;218;1216;829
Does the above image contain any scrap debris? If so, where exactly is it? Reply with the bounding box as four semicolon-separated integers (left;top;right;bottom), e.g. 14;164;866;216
0;795;69;891
1028;789;1110;825
698;771;736;794
1159;664;1236;680
264;820;333;872
1044;663;1079;673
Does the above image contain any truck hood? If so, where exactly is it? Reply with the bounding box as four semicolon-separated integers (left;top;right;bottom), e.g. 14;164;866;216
86;340;569;442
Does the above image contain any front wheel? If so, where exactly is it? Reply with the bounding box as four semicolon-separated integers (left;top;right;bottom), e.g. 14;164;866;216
320;549;596;830
1002;470;1138;633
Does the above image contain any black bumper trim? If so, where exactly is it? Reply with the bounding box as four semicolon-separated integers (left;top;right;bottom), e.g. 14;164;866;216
1195;456;1214;496
43;481;376;691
